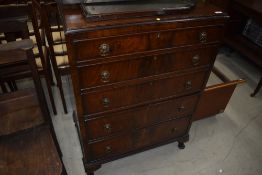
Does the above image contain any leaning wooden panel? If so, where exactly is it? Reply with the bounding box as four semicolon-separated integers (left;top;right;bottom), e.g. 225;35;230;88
193;80;244;121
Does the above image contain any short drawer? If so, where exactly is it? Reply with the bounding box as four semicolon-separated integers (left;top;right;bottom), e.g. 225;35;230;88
75;26;223;61
79;46;218;89
86;94;198;140
87;117;190;160
82;70;207;114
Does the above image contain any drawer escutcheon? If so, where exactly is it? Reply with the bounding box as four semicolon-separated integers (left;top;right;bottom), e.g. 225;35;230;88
171;128;178;133
178;105;185;112
104;123;112;132
102;97;110;107
153;56;158;61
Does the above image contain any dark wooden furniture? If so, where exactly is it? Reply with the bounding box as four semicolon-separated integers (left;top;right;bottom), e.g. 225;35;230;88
0;3;57;114
0;39;67;175
32;0;69;113
0;46;45;135
208;0;262;96
58;1;243;174
226;0;262;97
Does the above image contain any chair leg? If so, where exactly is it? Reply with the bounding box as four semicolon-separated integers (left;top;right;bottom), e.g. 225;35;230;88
7;81;16;92
0;81;7;93
45;73;57;115
251;77;262;97
41;50;57;115
12;81;18;90
47;58;55;86
50;55;68;114
61;161;68;175
56;72;68;114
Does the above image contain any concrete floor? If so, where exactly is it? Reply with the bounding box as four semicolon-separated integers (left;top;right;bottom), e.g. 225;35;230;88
47;48;262;175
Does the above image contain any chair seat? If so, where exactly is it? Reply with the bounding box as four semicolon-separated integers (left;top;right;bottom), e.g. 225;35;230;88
0;40;33;68
0;59;44;82
0;125;62;175
0;50;27;68
0;89;44;136
0;39;33;52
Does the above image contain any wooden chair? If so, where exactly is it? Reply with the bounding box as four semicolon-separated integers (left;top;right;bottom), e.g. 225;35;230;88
0;3;57;115
0;39;67;175
33;0;69;114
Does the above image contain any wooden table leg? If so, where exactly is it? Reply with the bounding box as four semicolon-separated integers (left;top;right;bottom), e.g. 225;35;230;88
251;77;262;97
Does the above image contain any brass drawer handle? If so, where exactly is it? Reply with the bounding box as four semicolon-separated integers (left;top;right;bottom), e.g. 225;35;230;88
105;146;112;153
102;97;110;107
192;55;200;66
185;81;192;90
104;123;111;132
199;32;207;43
99;43;110;56
101;70;110;83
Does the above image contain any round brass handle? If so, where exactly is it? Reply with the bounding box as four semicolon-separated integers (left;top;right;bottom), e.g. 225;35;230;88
199;32;207;43
102;97;110;107
101;70;110;83
105;146;112;153
185;81;192;90
99;43;110;56
104;123;111;132
192;55;200;66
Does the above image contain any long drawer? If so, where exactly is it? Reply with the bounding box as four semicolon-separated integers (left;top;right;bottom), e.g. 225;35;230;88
75;26;223;61
82;70;207;115
85;94;198;140
78;46;218;89
86;117;190;160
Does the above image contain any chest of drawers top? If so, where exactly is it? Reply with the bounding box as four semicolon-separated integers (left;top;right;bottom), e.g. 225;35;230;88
61;3;228;39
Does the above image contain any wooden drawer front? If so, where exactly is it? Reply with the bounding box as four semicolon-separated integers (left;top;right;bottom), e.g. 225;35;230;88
79;46;217;89
87;117;190;160
82;70;207;114
76;26;223;61
86;95;198;140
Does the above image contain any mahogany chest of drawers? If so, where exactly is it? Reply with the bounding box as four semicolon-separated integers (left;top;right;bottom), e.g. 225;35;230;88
59;2;228;174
